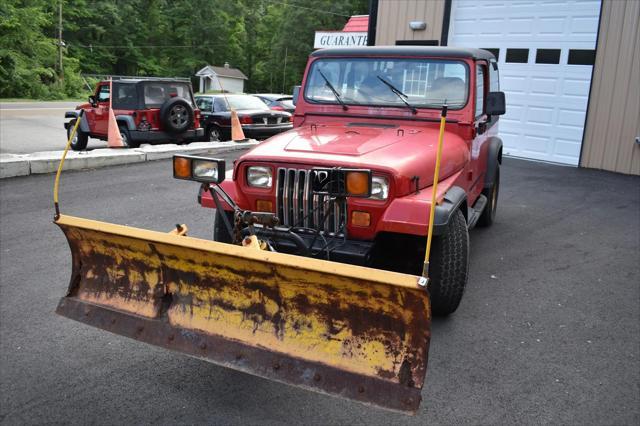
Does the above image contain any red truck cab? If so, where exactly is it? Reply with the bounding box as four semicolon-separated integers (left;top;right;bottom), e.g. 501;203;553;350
201;46;506;315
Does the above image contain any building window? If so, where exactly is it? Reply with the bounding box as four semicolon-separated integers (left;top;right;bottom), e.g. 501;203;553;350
481;48;500;61
506;48;529;63
536;49;561;64
568;49;596;65
476;64;485;118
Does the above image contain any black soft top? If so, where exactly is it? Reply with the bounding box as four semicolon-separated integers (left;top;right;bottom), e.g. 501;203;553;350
311;46;495;61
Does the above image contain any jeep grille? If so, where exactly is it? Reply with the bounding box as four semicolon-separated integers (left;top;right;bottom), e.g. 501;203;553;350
276;168;346;236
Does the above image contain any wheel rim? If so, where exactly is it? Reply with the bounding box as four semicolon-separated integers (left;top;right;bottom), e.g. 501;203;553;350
70;131;78;146
120;131;129;147
169;105;188;128
209;128;220;142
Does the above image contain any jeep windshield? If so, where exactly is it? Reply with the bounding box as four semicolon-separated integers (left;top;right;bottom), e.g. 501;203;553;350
304;58;469;110
142;82;195;108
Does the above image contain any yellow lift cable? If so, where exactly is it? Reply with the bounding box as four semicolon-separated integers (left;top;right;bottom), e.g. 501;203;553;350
54;111;83;219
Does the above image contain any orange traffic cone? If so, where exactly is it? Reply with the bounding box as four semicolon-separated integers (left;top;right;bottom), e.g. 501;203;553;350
230;109;249;143
107;78;125;148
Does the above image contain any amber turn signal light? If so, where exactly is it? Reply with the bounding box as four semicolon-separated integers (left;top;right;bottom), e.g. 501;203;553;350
346;171;370;196
351;211;371;227
173;157;191;179
256;200;273;212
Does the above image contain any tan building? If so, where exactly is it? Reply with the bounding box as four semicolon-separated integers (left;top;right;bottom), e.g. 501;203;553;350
367;0;639;175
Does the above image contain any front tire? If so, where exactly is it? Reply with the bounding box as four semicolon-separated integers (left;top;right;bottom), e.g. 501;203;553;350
67;120;89;151
429;209;469;316
478;165;499;227
213;209;234;243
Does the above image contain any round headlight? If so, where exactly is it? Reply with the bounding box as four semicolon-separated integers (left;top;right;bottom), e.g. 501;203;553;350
247;166;272;188
370;176;389;200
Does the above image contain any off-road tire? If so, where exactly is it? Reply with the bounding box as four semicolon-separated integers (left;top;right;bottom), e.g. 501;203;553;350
213;209;234;243
118;125;140;148
429;209;469;316
159;97;194;134
478;165;499;227
68;120;89;151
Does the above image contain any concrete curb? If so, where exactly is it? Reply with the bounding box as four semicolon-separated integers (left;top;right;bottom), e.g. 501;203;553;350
0;154;30;178
0;140;259;178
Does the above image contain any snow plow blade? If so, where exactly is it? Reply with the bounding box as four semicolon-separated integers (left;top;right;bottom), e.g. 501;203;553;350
55;214;431;413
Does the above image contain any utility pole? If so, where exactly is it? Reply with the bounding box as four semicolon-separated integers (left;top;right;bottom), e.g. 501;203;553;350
281;46;288;94
58;0;64;80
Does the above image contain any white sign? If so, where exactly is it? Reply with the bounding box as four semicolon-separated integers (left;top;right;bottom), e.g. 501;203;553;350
314;32;368;49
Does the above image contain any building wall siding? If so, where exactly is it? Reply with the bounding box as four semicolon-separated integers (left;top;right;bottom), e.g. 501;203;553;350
208;76;245;94
375;0;446;45
581;0;640;175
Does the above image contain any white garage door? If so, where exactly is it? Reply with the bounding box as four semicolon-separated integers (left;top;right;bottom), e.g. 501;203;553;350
448;0;601;165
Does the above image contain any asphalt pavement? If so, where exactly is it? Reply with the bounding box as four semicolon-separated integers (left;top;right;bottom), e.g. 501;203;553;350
0;154;638;425
0;101;108;154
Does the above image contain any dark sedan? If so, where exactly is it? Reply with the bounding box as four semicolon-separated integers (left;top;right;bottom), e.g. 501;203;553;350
195;94;293;142
253;93;296;114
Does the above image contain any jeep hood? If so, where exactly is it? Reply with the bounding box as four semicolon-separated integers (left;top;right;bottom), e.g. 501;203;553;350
241;122;469;195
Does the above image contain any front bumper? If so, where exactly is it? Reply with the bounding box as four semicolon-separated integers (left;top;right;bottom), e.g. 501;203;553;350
129;128;204;142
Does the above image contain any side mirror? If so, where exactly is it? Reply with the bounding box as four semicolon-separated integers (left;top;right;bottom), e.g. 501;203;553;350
88;95;97;107
486;91;506;116
292;85;301;106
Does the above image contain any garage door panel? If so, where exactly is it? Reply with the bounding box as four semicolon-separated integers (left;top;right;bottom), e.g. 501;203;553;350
449;0;600;165
527;106;555;125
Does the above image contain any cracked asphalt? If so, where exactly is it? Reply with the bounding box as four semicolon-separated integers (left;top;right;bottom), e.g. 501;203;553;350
1;153;638;425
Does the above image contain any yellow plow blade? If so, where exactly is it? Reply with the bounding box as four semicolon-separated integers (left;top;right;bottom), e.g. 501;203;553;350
55;214;431;413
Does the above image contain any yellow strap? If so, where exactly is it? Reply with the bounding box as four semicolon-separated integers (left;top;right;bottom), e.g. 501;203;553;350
423;111;447;275
53;113;82;216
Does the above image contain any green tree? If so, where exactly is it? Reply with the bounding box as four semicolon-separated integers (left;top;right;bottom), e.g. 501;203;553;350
0;0;369;99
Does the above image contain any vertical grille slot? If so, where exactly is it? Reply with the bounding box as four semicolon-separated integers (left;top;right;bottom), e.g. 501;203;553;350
276;167;346;235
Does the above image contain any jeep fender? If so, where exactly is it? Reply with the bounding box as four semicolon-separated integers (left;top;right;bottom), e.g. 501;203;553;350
64;111;90;132
199;176;250;212
376;172;467;237
484;136;503;189
115;115;136;131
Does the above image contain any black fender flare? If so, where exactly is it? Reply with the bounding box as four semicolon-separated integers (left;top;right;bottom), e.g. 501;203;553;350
64;111;90;132
115;115;136;130
484;136;503;189
433;186;467;234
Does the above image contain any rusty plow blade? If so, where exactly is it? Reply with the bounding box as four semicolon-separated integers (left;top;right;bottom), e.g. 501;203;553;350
55;215;431;413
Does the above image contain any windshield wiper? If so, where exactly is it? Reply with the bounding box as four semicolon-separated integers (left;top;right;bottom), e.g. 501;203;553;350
376;75;417;114
318;70;348;111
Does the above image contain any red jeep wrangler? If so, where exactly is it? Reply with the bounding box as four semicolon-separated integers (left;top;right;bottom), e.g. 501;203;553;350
64;77;204;150
200;46;505;315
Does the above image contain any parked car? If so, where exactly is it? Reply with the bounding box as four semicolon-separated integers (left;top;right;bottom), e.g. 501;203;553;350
253;93;296;114
64;77;203;150
195;94;292;141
